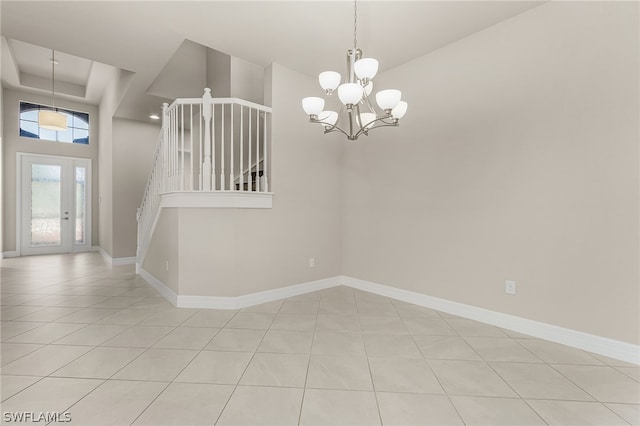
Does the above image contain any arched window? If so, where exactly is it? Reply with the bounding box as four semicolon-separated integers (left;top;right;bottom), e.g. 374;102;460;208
19;102;90;145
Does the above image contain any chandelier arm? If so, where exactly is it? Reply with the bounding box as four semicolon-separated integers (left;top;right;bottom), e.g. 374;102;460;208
372;116;398;126
323;125;352;139
334;99;347;121
367;121;398;130
354;102;364;131
353;116;398;139
361;94;385;117
309;102;353;139
347;108;355;138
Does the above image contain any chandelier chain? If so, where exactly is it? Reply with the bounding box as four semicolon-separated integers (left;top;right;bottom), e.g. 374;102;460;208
353;0;357;49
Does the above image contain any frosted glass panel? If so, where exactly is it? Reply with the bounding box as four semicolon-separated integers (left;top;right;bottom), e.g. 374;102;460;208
31;164;61;246
75;167;86;244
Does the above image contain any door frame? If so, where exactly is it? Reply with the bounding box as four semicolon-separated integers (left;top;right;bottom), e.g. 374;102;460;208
16;152;93;256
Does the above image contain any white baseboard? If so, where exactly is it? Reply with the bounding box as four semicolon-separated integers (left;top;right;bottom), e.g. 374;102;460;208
112;256;136;266
137;268;340;310
97;246;112;265
341;276;640;366
130;268;639;365
1;251;19;259
138;268;178;306
3;248;101;259
177;276;341;310
97;246;136;266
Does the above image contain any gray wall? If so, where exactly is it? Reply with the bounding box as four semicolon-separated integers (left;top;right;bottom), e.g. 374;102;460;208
2;88;99;252
342;2;639;344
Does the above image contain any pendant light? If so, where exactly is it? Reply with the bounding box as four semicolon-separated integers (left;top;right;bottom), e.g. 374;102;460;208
38;49;67;131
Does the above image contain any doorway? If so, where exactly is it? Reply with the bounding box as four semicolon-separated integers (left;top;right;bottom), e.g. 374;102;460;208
18;153;92;255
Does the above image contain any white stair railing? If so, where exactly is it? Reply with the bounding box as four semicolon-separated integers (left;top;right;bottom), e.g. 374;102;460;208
137;88;272;263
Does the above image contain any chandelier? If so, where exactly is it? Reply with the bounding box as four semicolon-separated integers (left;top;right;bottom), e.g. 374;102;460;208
38;49;67;132
301;0;407;141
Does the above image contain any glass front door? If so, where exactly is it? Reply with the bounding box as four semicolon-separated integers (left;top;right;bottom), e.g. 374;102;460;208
20;154;91;255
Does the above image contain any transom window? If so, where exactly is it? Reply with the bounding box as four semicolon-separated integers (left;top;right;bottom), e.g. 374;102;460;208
19;102;90;145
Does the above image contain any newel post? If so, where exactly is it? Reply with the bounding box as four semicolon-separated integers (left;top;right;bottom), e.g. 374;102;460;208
202;88;213;191
161;102;169;192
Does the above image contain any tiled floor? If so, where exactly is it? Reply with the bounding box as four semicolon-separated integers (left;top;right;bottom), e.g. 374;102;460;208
1;253;638;425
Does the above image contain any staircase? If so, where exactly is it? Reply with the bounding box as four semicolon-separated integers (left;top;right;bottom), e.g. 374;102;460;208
235;169;264;191
136;88;273;268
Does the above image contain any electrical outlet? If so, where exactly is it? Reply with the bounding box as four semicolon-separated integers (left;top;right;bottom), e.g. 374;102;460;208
309;258;315;268
505;280;516;295
165;261;169;272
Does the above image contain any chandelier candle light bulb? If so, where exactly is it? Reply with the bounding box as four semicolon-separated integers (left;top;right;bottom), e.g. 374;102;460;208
301;0;408;140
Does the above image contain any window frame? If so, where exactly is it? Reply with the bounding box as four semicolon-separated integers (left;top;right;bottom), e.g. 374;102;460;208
18;101;91;145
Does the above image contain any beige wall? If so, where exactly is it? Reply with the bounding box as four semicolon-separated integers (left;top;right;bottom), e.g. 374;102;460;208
206;49;231;98
230;56;264;105
143;208;179;293
147;40;207;100
98;74;116;256
2;88;99;252
112;117;160;258
98;68;134;257
342;2;639;344
143;63;344;296
1;87;4;254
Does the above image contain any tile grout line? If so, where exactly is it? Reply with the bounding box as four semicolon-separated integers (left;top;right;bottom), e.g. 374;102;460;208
1;267;177;404
545;362;636;425
297;291;323;425
2;310;171;372
354;291;386;426
1;264;149;422
3;255;637;425
212;307;270;425
499;340;633;422
613;366;640;383
396;301;469;426
33;274;189;424
482;354;550;425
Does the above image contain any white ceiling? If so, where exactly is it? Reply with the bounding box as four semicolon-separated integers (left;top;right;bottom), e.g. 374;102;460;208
2;37;117;104
11;39;92;86
1;1;545;122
